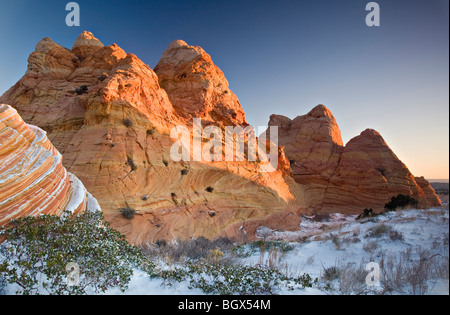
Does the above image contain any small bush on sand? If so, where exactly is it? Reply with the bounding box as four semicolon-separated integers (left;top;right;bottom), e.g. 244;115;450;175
120;206;136;219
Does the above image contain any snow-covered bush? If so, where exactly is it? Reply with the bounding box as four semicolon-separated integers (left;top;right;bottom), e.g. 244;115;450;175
0;211;152;295
142;236;234;264
161;261;317;295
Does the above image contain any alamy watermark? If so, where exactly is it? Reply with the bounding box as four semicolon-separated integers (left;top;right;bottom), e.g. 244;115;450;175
365;262;381;287
170;119;279;173
66;262;80;286
64;3;379;28
366;2;380;27
66;2;80;27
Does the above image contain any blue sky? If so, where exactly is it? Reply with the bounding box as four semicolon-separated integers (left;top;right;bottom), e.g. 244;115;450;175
0;0;448;179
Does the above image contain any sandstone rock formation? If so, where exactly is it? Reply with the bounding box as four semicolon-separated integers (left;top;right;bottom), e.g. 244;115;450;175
1;31;439;244
154;40;248;127
268;107;441;213
0;33;306;244
322;129;440;213
1;32;180;154
414;176;442;208
72;31;104;60
0;104;100;227
267;105;344;209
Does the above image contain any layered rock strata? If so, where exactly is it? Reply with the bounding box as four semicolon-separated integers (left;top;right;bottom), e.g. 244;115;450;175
268;106;441;213
0;104;100;227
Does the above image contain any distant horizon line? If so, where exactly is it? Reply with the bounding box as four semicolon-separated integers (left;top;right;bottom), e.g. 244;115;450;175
427;179;450;183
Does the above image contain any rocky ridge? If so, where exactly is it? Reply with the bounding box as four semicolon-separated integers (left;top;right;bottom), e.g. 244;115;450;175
0;31;440;243
0;32;305;244
268;107;441;213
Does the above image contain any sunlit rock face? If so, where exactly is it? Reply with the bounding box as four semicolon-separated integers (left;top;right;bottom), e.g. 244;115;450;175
268;107;441;214
1;31;439;244
0;104;100;227
154;40;248;127
322;129;440;213
414;176;441;208
0;33;307;244
267;105;344;209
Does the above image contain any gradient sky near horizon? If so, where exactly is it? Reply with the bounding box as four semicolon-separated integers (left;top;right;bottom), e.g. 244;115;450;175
0;0;448;179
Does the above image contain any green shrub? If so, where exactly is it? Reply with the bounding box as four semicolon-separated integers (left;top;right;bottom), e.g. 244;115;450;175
368;223;390;238
322;266;341;282
205;186;214;193
127;155;137;171
356;208;377;220
123;118;133;128
147;127;157;136
161;262;317;295
233;244;253;258
0;211;151;295
74;85;88;95
294;273;319;288
249;240;295;253
98;74;108;82
181;168;189;176
120;206;136;219
385;194;418;211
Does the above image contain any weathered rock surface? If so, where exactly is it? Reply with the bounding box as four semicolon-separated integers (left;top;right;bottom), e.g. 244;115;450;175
267;105;344;208
1;31;439;243
0;33;306;244
154;40;248;127
0;32;180;155
72;31;104;60
0;104;99;227
269;107;441;213
414;176;441;208
321;129;437;213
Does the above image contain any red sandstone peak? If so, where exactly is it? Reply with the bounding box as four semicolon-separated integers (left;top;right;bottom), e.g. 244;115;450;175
0;32;441;244
72;31;104;59
0;32;179;152
154;40;248;127
360;128;381;136
26;37;77;79
307;104;336;120
345;128;391;151
267;105;344;206
0;33;305;244
322;127;440;212
269;106;440;212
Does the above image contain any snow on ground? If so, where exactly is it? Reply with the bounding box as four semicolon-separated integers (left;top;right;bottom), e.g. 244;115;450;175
110;207;448;295
2;207;448;295
248;208;449;295
104;269;204;295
